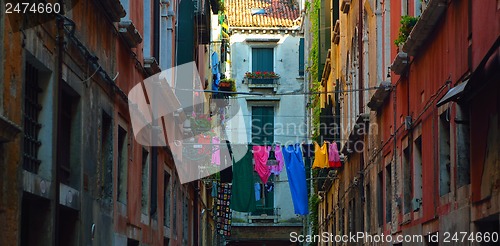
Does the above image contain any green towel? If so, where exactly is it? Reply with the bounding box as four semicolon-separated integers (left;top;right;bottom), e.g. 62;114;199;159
230;144;256;212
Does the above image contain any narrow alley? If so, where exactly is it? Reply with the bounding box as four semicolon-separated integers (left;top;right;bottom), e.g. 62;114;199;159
0;0;498;246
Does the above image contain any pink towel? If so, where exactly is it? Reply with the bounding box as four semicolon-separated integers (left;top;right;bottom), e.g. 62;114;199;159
328;142;341;168
253;146;271;183
211;137;220;165
269;145;284;175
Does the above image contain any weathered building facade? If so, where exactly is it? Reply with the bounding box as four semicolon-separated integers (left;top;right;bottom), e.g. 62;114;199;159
0;0;221;245
315;0;499;245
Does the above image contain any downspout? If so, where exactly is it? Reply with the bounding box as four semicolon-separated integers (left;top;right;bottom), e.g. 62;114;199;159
149;0;161;220
358;0;364;113
154;0;160;62
54;1;65;245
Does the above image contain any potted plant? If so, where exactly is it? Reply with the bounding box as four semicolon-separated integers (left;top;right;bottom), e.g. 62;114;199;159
218;78;236;92
245;71;280;79
190;114;212;135
394;15;419;48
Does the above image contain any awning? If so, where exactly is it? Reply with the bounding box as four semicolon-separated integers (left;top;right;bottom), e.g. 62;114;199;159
436;80;468;107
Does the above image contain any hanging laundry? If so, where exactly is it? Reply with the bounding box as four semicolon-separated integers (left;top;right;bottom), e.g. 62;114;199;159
197;134;211;155
312;142;329;169
253;145;271;184
216;183;232;236
269;145;285;175
218;140;233;182
254;183;261;201
328;142;342;168
211;52;219;75
230;144;256;212
301;143;315;158
265;182;274;193
211;181;218;197
212;137;221;165
283;144;309;215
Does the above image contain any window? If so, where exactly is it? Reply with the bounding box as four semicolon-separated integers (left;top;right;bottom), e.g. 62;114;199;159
182;193;189;243
101;112;113;202
143;0;152;57
58;85;80;187
401;0;409;16
172;181;178;235
299;38;304;76
403;147;412;214
117;126;128;204
365;184;371;232
385;163;392;223
252;48;274;72
377;171;383;226
251;106;274;145
456;105;470;187
413;136;423;208
164;171;171;227
23;62;42;173
252;173;275;215
142;148;150;215
439;111;451;196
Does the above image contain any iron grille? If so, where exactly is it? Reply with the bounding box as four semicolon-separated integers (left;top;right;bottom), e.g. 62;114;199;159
23;63;42;173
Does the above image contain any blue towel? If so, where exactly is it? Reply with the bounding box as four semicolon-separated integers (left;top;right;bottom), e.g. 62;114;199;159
283;144;309;215
254;183;261;201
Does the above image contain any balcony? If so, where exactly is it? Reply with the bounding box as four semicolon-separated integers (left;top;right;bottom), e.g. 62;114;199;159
100;0;126;22
333;20;340;45
246;78;279;92
247;207;280;223
341;0;351;14
144;57;161;76
367;81;392;110
402;0;447;56
118;20;143;48
391;51;409;75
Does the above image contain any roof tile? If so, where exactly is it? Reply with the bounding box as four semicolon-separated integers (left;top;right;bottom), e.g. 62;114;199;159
226;0;300;28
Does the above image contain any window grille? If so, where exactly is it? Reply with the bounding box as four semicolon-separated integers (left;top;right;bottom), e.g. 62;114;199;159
23;63;42;173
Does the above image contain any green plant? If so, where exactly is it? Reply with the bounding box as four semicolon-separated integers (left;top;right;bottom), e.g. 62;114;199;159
394;15;419;46
244;71;280;79
219;78;236;93
190;114;212;134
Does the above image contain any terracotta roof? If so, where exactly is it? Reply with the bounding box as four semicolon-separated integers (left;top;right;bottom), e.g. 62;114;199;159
226;0;301;28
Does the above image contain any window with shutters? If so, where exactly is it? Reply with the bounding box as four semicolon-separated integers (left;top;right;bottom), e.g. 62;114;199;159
164;170;171;227
251;106;274;145
58;85;80;188
117;126;128;204
439;111;451;195
101;112;113;203
299;38;304;76
252;48;274;72
141;148;150;215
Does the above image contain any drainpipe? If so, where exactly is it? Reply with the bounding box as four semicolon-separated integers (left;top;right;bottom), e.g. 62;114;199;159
358;0;364;114
161;0;175;70
54;1;65;245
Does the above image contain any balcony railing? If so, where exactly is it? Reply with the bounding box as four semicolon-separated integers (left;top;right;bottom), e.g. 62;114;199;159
246;78;279;92
247;207;281;223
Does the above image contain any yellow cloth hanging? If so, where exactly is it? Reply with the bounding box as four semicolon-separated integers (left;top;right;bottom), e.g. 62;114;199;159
312;142;329;169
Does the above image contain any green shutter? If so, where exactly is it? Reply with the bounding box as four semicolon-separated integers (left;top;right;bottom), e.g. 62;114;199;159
252;106;274;145
299;38;305;76
252;48;274;72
